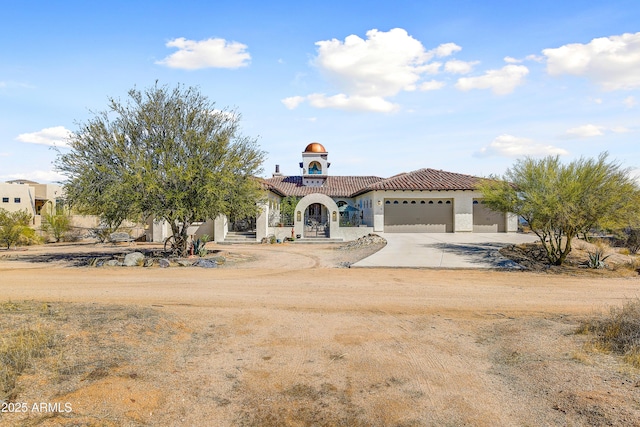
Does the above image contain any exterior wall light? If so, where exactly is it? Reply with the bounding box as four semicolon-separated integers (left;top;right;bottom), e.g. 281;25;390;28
332;211;337;222
296;211;301;222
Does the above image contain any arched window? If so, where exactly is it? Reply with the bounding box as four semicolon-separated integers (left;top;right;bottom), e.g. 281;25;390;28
308;161;322;175
438;201;443;204
385;200;390;204
403;201;408;204
428;201;434;204
337;201;347;208
393;201;399;204
446;200;451;204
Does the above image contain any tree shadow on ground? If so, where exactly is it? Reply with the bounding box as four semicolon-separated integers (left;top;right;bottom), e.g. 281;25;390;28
426;242;525;269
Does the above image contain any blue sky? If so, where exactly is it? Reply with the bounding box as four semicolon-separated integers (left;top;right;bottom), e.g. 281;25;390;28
1;0;639;183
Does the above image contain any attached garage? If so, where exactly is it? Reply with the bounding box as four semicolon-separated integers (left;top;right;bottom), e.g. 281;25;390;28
384;198;453;232
472;199;506;232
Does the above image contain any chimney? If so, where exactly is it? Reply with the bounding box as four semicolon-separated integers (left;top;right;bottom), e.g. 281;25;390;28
272;164;282;177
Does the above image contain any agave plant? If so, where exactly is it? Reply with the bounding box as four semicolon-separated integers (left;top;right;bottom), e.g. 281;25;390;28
586;249;611;269
191;235;209;257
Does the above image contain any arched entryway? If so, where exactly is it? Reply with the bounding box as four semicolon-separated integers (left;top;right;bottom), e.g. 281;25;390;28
293;193;340;239
304;203;329;237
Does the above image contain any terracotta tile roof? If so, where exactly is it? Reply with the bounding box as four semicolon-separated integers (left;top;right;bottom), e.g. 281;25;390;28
262;175;384;197
360;168;481;193
262;168;482;198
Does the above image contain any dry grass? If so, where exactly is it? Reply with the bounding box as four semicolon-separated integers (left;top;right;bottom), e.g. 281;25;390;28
0;305;56;401
578;299;640;368
0;300;181;425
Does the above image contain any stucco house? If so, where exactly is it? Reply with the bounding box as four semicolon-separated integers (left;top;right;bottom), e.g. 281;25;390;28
211;142;517;243
0;180;65;225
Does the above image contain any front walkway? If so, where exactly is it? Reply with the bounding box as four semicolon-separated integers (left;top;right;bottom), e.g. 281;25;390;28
351;232;539;269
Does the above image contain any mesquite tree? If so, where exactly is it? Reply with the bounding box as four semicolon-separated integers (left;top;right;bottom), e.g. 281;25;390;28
57;83;265;256
479;153;640;266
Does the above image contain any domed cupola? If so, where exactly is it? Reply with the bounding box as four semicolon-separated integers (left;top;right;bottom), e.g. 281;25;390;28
300;142;330;187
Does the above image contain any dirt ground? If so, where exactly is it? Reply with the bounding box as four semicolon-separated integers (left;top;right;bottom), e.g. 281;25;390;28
1;240;640;426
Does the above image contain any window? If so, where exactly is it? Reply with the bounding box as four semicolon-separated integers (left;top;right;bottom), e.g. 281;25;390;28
446;201;451;204
385;200;390;204
438;201;443;204
410;200;416;204
473;200;479;204
393;201;399;204
420;201;426;204
403;201;408;204
308;161;322;175
428;201;434;204
14;198;21;203
2;197;8;203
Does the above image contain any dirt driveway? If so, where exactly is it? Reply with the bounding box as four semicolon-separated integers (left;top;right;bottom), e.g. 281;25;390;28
1;242;639;426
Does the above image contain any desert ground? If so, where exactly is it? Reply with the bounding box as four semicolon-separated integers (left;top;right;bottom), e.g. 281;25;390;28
1;240;640;426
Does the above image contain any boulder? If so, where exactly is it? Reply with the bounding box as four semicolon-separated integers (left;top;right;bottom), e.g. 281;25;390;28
177;260;194;267
158;258;171;268
105;259;122;267
194;259;217;268
123;252;145;267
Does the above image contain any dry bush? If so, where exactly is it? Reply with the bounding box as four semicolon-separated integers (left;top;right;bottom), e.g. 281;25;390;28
578;299;640;367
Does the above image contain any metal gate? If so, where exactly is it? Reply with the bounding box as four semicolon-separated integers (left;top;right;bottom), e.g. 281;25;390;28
304;203;329;238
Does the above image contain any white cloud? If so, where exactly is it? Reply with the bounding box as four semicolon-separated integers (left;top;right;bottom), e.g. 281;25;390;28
314;28;439;97
505;55;544;64
0;170;66;183
456;65;529;95
306;93;398;113
431;42;462;57
282;96;306;110
419;80;446;91
0;152;9;157
444;59;479;74
157;37;250;69
16;126;72;148
476;134;568;157
624;96;637;108
564;124;605;138
285;29;471;112
543;32;640;90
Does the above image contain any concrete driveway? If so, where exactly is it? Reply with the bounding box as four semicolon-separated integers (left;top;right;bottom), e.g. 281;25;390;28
351;232;539;269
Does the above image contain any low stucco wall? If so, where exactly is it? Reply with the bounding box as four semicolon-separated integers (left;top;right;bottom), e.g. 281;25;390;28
333;226;374;241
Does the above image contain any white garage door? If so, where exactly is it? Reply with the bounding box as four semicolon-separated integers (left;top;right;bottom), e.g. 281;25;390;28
384;199;453;233
473;200;506;232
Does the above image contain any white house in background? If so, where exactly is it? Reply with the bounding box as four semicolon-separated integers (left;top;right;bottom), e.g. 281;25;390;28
0;180;65;223
210;142;518;243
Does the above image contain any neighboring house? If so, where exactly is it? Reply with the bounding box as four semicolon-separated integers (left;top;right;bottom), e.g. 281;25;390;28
0;180;64;224
210;142;517;243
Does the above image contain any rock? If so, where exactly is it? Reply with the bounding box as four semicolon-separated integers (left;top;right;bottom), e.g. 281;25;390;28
176;260;194;267
158;258;170;268
338;233;387;250
143;258;155;267
123;252;145;267
210;256;226;264
193;259;217;268
105;259;122;267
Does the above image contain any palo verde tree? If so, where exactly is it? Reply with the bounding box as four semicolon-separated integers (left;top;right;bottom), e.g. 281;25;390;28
478;153;640;266
56;83;266;256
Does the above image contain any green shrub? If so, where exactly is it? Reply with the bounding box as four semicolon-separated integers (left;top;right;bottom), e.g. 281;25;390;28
0;208;38;249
